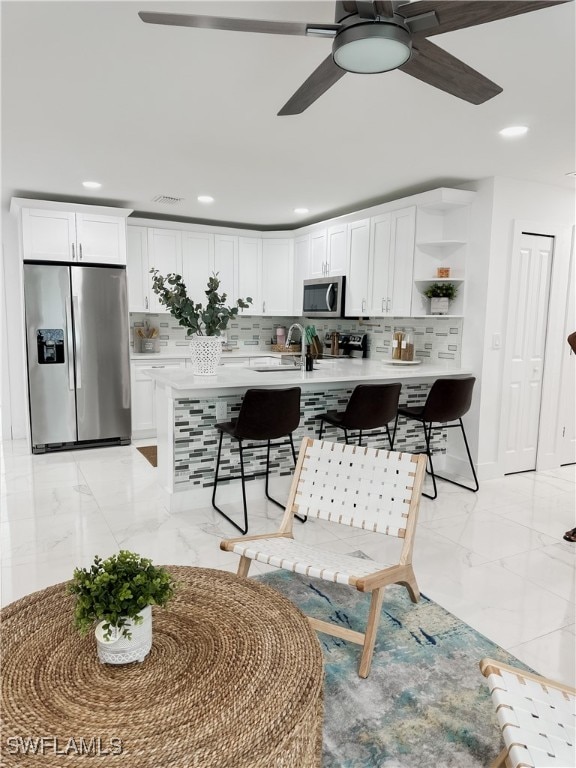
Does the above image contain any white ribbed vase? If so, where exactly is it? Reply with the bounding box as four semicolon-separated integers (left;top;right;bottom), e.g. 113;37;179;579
95;605;152;665
189;336;222;375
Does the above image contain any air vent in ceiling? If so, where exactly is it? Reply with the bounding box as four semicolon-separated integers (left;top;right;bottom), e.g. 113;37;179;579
152;195;183;205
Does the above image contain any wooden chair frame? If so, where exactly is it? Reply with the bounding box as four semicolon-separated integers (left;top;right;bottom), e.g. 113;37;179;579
221;437;427;678
480;658;576;768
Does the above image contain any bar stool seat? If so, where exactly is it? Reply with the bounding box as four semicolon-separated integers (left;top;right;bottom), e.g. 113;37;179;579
212;387;301;534
318;383;401;449
398;376;479;500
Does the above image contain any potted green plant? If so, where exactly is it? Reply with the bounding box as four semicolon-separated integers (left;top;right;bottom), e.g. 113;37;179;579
69;550;176;665
150;270;252;374
423;282;458;315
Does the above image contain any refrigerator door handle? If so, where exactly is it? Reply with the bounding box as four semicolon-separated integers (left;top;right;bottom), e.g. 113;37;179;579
65;297;75;390
72;296;82;389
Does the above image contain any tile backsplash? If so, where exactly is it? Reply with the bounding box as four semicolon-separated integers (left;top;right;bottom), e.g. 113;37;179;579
130;313;462;366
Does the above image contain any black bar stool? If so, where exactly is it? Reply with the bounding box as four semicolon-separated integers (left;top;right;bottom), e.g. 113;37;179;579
397;376;479;500
212;387;301;534
317;383;402;449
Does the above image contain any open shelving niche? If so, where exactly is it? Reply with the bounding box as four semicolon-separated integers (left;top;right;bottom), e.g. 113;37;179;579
411;189;474;317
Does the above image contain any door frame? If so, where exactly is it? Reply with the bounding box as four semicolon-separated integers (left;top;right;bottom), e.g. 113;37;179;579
498;220;573;473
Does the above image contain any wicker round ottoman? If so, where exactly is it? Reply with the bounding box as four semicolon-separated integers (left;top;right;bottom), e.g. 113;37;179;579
0;566;324;767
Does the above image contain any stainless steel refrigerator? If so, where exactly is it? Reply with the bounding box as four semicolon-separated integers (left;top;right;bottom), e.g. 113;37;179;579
23;263;131;453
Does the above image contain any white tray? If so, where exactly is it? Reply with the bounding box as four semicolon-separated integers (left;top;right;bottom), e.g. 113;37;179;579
383;359;422;366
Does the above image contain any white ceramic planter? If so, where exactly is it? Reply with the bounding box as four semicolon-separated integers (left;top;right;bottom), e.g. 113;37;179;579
190;336;222;375
430;297;450;315
95;605;152;665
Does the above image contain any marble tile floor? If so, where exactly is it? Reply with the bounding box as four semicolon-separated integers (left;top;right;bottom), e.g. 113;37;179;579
1;437;575;687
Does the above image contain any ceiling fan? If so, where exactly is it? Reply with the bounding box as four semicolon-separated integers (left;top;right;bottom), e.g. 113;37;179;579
139;1;569;115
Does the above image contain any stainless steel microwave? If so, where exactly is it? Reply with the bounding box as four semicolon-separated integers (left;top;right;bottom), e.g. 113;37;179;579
302;276;345;318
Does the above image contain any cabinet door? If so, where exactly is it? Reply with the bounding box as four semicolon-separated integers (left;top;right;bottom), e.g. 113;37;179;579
262;239;294;315
327;224;347;275
214;235;238;303
388;207;416;316
238;236;261;313
21;208;76;261
369;213;392;316
75;213;127;265
309;229;327;278
126;226;150;312
346;219;371;316
131;360;185;436
147;229;183;313
293;236;310;315
181;232;215;302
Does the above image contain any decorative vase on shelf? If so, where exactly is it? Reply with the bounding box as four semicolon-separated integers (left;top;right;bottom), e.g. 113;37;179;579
95;605;152;665
190;335;222;376
430;297;450;315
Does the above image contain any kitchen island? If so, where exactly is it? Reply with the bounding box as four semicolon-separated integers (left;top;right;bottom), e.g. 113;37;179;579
146;358;472;513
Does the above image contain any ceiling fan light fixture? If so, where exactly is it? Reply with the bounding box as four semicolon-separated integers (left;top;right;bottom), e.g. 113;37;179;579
332;22;411;74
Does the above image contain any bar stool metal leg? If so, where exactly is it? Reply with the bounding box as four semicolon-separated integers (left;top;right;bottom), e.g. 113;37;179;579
212;433;249;535
429;418;480;494
421;420;438;500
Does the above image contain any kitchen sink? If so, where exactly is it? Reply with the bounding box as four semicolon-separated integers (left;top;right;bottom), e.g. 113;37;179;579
249;365;302;372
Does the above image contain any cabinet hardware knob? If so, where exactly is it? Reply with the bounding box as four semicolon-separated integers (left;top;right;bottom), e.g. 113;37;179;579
71;243;75;260
79;243;83;260
145;296;148;310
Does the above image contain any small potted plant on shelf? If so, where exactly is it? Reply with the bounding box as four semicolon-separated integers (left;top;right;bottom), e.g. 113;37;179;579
423;282;458;315
150;270;252;375
69;550;176;665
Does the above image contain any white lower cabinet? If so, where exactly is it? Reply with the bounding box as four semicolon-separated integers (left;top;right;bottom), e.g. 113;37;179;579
131;359;185;438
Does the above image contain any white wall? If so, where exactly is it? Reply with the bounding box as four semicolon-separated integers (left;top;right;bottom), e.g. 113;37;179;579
1;210;27;441
462;177;575;479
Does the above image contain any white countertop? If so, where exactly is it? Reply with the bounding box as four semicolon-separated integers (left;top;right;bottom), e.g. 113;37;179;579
145;359;472;397
130;349;291;362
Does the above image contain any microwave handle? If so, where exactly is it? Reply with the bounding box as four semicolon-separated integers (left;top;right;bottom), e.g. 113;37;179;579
326;283;334;311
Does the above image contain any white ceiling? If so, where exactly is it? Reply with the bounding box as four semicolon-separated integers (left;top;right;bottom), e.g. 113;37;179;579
2;0;575;229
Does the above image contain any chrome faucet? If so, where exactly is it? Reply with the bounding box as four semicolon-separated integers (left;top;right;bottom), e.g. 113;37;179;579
286;323;305;369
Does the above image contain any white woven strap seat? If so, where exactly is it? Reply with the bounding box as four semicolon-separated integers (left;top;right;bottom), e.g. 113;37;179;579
480;659;576;768
221;438;427;678
231;537;391;586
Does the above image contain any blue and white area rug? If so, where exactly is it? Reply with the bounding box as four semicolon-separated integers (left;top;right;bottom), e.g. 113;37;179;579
257;567;528;768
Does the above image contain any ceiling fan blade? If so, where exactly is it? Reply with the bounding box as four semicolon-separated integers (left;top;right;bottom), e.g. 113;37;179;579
399;38;502;104
138;11;340;37
278;56;347;116
397;0;570;38
374;1;397;16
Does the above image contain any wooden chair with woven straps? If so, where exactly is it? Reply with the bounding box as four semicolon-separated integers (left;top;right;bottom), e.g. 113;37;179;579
220;437;427;678
480;658;576;768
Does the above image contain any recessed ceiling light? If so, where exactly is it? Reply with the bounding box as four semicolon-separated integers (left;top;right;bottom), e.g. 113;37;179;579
499;126;528;138
82;180;102;189
294;207;309;214
197;195;214;204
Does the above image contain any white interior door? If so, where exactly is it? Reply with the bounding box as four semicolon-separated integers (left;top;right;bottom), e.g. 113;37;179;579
502;233;553;474
559;235;576;465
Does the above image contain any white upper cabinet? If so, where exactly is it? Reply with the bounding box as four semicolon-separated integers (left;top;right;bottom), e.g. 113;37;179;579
309;229;327;278
309;225;346;277
369;207;415;316
293;235;310;316
326;223;347;275
214;235;238;303
181;231;215;301
21;207;127;265
126;226;150;312
387;207;416;316
237;236;262;313
147;229;182;313
261;238;294;315
345;219;371;316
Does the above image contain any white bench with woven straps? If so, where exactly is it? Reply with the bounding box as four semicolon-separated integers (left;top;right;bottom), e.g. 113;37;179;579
221;437;426;678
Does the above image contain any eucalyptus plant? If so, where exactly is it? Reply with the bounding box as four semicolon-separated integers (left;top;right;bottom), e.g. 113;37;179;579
423;282;458;300
69;551;176;640
150;270;252;336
